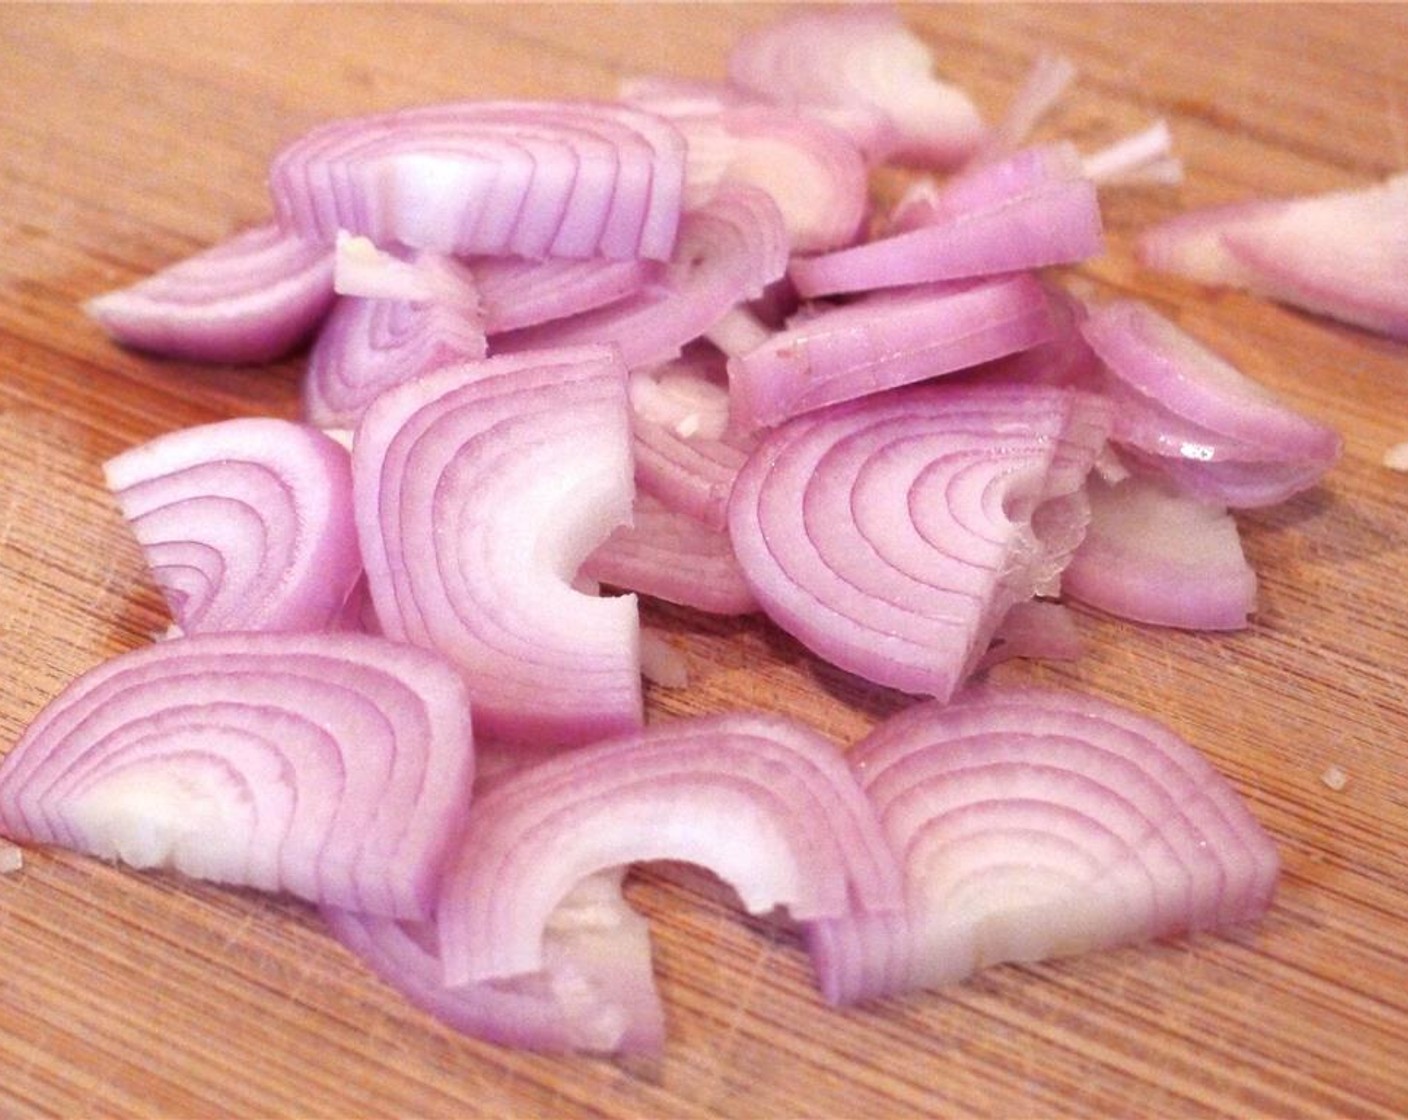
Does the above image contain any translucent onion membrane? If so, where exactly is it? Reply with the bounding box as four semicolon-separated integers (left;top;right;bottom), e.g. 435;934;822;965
583;493;758;616
269;100;688;261
0;633;474;920
972;54;1078;164
977;599;1084;671
805;686;1280;1005
728;275;1056;429
1062;472;1256;630
325;870;665;1055
790;168;1102;299
638;101;869;253
85;223;334;364
726;6;986;169
436;711;903;986
105;417;362;635
1138;171;1408;341
306;255;488;429
353;344;642;747
1080;299;1341;507
628;347;758;530
727;383;1113;700
492;183;790;370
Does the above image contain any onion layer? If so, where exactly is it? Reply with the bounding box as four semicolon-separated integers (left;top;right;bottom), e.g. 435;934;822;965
352;344;642;747
104;418;362;635
436;711;902;986
0;633;475;920
805;686;1280;1004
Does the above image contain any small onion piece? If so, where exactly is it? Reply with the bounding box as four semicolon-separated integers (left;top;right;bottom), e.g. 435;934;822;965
0;632;475;920
437;711;903;986
85;223;334;364
269;100;688;261
325;869;665;1055
1062;472;1257;631
353;344;642;747
728;275;1056;429
727;383;1112;699
492;183;790;371
805;686;1280;1004
1137;171;1408;341
727;6;986;169
105;417;362;635
582;493;758;616
1080;299;1341;507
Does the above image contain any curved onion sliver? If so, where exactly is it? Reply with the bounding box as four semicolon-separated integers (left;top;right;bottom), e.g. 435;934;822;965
805;686;1280;1004
105;417;362;635
352;344;642;747
436;711;902;986
0;632;474;920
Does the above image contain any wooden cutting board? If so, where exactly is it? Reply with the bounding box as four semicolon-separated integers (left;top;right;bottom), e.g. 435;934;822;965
2;5;1406;1117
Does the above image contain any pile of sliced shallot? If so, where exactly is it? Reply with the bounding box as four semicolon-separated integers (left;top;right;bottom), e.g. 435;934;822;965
5;6;1383;1057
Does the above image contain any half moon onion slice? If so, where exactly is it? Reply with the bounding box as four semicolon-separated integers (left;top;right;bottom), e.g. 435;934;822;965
85;222;334;364
104;417;363;635
726;6;986;169
1062;472;1257;631
436;711;902;987
805;685;1280;1005
269;100;687;261
727;382;1110;698
0;632;475;920
352;344;642;747
325;868;664;1055
1137;171;1408;341
728;275;1056;428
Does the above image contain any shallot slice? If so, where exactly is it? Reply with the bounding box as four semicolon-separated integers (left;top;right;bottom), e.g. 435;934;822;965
353;344;642;747
437;711;902;986
105;417;362;635
269;100;688;260
727;383;1111;700
727;6;986;169
1137;171;1408;340
325;870;664;1055
85;223;334;364
805;686;1280;1004
728;275;1056;429
1080;299;1341;506
0;633;475;920
493;183;790;370
1062;472;1256;630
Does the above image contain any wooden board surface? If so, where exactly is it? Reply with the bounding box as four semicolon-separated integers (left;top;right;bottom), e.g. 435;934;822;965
1;5;1406;1117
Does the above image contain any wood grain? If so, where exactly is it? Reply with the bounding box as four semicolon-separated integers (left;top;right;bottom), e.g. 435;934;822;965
1;5;1406;1117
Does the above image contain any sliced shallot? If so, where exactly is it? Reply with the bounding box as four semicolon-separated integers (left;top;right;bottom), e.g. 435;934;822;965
0;632;475;920
1137;172;1408;340
727;383;1111;700
436;710;902;986
105;417;362;635
805;686;1280;1004
85;222;334;364
1061;472;1256;630
352;344;642;747
269;100;688;260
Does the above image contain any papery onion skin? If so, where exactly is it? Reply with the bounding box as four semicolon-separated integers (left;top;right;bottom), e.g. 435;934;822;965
353;344;642;748
728;275;1056;429
269;100;688;261
727;383;1111;700
1137;172;1408;341
104;417;363;635
0;633;475;920
324;869;665;1055
805;686;1280;1005
436;711;902;986
85;223;334;364
1062;472;1256;631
